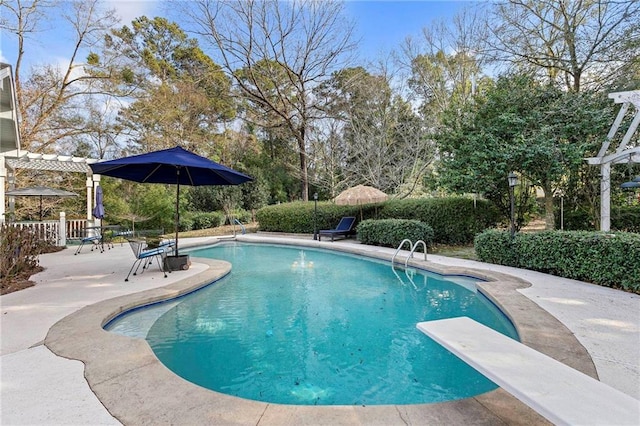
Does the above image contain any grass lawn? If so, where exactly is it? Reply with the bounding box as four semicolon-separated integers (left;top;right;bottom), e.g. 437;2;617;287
430;244;478;260
173;222;260;238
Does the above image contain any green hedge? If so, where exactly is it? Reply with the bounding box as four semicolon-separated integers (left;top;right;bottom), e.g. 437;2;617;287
256;201;367;233
180;211;226;231
357;219;434;250
474;229;640;292
193;211;225;229
378;197;500;245
558;206;640;232
256;197;498;244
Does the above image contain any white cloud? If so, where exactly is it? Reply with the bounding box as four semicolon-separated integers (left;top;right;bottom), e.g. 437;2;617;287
105;0;160;25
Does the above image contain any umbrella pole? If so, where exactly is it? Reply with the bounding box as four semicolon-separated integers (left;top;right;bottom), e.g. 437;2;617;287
175;171;180;257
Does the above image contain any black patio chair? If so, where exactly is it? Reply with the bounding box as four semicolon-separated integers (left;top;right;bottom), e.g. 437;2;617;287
318;217;356;242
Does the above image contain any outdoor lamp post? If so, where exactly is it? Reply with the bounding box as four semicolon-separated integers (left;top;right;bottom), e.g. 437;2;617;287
508;172;518;240
313;192;319;240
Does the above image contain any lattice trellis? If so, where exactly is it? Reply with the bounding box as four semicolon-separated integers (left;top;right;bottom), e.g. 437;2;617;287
6;156;94;173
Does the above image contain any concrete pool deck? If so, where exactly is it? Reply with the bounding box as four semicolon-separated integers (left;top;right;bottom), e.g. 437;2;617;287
1;234;639;425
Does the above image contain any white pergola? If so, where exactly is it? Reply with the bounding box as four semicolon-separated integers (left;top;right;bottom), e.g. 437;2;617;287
1;63;99;223
0;150;100;223
586;90;640;231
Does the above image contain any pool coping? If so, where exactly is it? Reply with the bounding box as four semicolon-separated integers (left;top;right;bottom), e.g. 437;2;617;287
44;237;597;425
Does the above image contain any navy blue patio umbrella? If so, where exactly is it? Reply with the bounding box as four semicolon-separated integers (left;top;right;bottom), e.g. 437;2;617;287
92;185;105;220
89;146;252;256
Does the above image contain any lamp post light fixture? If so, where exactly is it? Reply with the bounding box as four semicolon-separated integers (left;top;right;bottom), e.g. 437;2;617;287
313;192;319;240
508;172;518;240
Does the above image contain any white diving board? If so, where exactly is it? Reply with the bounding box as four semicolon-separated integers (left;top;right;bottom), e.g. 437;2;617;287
417;317;640;426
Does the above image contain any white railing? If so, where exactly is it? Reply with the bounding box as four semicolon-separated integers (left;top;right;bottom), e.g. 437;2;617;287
7;213;91;246
66;218;89;239
11;220;62;245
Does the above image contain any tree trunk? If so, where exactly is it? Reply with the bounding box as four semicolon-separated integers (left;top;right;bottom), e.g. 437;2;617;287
298;132;309;201
543;186;556;230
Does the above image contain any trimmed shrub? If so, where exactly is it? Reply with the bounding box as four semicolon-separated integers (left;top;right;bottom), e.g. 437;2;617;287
475;229;640;293
192;211;225;230
256;197;499;244
379;197;499;245
178;214;194;232
357;219;434;250
473;230;518;267
256;201;365;233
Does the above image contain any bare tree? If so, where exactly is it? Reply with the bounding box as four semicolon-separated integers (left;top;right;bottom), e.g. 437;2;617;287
1;0;119;153
399;6;489;118
317;64;435;196
307;117;348;198
344;95;435;196
485;0;640;92
0;0;57;93
184;0;356;201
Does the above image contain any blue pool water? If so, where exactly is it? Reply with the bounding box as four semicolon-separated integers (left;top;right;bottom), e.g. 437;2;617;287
106;243;517;406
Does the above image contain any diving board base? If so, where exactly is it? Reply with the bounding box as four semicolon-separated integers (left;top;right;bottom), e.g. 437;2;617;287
417;317;640;426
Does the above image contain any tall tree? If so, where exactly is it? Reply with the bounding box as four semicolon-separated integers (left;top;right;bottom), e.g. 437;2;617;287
408;51;484;122
401;6;488;120
485;0;640;92
438;74;612;229
101;16;235;156
317;66;435;196
185;0;356;201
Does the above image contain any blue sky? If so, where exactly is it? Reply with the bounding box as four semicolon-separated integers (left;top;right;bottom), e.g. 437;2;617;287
345;1;471;60
1;1;471;68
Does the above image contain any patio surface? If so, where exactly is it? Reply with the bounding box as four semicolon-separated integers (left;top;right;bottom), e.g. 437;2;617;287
1;234;639;425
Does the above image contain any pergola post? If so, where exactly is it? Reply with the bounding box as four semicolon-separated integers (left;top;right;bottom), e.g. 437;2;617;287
92;174;101;227
0;156;5;223
58;211;66;246
86;176;93;222
600;163;611;232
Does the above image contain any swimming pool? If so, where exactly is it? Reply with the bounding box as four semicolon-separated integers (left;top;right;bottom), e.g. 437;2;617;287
106;242;517;406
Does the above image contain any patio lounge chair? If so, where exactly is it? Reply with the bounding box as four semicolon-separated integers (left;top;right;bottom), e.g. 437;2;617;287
74;227;113;255
319;216;356;242
125;238;174;282
74;234;101;255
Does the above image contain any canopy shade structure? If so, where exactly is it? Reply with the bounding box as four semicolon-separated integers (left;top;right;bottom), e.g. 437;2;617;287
5;186;78;220
89;146;252;256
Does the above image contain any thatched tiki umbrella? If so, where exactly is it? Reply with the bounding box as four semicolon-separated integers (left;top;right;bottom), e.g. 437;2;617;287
334;185;388;220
